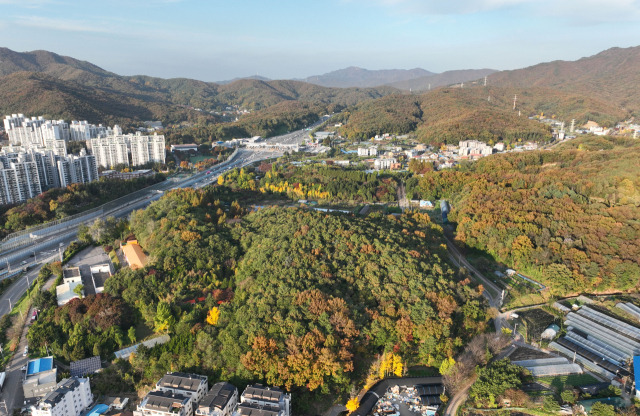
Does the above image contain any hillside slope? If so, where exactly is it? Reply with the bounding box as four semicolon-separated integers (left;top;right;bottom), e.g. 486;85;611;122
389;68;497;91
490;46;640;114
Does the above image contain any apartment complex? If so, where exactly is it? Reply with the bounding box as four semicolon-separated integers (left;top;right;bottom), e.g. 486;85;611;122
70;120;108;141
31;377;92;416
0;149;98;204
236;384;291;416
135;374;290;416
90;135;129;168
196;382;238;416
136;391;192;416
0;153;42;205
90;132;166;168
136;372;208;416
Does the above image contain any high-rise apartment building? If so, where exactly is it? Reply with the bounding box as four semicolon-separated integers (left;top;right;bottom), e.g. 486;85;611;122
130;133;166;166
0;153;42;205
90;136;130;168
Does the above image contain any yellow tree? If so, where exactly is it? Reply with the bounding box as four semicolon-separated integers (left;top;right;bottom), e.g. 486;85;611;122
207;307;220;325
217;175;224;185
346;398;360;413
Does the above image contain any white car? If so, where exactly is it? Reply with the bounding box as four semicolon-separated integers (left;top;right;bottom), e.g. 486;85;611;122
23;346;28;356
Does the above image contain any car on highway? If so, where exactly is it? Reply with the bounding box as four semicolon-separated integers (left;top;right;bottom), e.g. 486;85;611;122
20;260;27;265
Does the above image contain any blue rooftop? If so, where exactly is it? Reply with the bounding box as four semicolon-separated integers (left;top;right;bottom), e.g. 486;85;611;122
634;356;640;389
87;404;109;416
26;357;54;375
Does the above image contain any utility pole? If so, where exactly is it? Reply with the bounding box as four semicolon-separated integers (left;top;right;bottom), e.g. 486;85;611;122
6;259;10;272
484;76;487;86
513;94;517;110
8;298;11;310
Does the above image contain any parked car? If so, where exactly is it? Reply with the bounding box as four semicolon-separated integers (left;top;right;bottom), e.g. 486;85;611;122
23;346;28;356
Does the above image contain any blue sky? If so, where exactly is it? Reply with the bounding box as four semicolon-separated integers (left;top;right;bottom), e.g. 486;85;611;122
1;0;639;81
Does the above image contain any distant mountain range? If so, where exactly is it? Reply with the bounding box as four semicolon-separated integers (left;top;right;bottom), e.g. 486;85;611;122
300;66;498;90
299;67;434;88
0;47;397;127
0;45;637;140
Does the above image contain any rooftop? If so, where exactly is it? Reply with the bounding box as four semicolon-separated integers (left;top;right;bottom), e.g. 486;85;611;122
242;385;285;404
121;240;148;270
237;403;281;416
198;382;237;411
62;267;81;279
141;390;190;412
26;357;54;375
157;372;207;393
56;280;83;305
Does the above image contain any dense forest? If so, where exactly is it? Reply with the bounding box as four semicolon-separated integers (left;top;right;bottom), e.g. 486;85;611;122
410;136;640;294
222;163;400;203
0;175;165;239
21;187;491;412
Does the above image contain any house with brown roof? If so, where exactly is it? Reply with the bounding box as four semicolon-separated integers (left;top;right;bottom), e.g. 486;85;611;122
121;239;148;270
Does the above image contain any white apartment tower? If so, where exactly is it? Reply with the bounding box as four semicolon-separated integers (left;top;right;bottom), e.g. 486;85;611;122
90;136;129;168
130;133;166;166
0;154;42;205
31;377;92;416
70;120;108;141
57;150;98;187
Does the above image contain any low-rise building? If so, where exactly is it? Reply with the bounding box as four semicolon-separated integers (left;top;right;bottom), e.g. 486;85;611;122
196;382;238;416
135;390;192;416
23;357;57;399
357;146;377;157
56;268;84;306
31;377;92;416
90;264;112;294
121;240;148;270
236;384;291;416
374;158;397;170
156;372;208;403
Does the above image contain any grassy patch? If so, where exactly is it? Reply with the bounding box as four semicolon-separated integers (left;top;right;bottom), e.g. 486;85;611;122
537;374;600;390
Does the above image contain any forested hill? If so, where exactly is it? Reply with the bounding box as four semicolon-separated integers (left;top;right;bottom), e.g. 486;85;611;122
489;46;640;115
338;85;625;144
71;190;489;413
0;47;398;125
407;135;640;296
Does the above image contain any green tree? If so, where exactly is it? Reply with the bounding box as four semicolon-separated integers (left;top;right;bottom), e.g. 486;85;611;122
542;396;560;413
73;284;84;299
590;402;615;416
154;302;174;333
128;326;137;344
470;359;524;407
561;389;576;404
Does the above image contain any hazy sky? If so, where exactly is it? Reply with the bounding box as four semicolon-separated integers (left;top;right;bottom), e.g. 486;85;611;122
2;0;639;81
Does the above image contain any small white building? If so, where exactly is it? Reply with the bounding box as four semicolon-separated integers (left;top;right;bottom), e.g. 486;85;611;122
31;377;92;416
374;158;396;170
56;268;84;306
357;146;378;157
